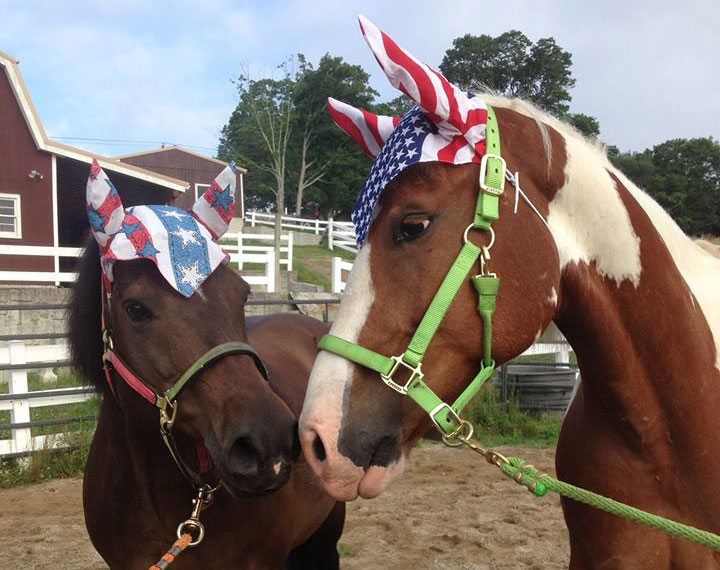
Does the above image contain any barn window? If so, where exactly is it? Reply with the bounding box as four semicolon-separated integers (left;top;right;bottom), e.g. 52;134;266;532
0;193;21;238
195;183;210;200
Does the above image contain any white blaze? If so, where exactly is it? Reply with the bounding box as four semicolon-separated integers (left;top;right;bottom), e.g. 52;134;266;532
300;244;376;442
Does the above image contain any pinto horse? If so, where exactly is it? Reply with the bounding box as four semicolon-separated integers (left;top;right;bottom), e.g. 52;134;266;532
299;16;720;569
70;163;343;569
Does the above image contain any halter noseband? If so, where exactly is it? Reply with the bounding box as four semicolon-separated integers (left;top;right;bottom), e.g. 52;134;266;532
100;281;268;487
318;105;505;438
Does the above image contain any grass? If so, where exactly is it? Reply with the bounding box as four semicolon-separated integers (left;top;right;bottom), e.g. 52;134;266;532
0;370;99;488
337;543;357;557
463;386;562;448
293;245;355;292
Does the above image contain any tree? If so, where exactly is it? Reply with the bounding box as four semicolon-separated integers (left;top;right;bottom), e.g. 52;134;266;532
439;30;601;138
439;31;575;116
610;138;720;236
291;54;378;218
218;65;297;290
567;113;600;139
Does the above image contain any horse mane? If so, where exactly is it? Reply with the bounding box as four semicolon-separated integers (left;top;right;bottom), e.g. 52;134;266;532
67;236;106;393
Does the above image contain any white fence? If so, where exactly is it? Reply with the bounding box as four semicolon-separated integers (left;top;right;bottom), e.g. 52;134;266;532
246;211;330;235
0;244;82;285
222;231;293;272
331;257;354;294
244;211;358;254
327;220;358;254
0;340;94;458
0;243;278;292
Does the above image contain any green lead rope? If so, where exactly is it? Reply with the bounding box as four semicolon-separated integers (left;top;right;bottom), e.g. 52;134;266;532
495;456;720;552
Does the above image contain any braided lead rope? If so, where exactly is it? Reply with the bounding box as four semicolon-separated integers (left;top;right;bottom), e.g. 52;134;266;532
149;533;193;570
448;422;720;552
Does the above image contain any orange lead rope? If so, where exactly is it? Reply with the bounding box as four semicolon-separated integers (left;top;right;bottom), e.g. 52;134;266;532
149;533;193;570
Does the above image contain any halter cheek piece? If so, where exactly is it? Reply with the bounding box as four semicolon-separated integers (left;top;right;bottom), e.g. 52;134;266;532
318;105;505;438
100;281;269;488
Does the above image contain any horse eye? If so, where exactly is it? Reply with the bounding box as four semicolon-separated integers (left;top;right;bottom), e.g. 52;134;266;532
123;300;150;322
397;217;431;242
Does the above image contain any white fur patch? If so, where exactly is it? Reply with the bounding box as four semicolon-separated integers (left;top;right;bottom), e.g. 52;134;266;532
547;136;642;286
612;169;720;371
300;244;375;437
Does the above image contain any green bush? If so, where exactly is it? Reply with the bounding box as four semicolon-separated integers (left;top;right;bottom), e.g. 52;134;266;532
464;387;562;447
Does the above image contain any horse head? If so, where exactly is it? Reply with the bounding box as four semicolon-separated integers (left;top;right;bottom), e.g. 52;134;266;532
72;160;298;498
299;17;572;501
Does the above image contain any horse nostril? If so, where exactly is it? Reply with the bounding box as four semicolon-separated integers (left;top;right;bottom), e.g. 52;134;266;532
312;434;327;462
228;436;259;473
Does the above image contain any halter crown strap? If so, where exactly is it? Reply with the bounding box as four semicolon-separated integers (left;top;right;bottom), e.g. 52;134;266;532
318;104;503;436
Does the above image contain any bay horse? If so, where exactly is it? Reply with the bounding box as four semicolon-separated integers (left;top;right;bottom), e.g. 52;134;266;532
299;16;720;569
70;161;343;569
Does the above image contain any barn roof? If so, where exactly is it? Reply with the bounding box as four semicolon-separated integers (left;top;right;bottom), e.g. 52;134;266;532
115;146;247;173
0;49;189;193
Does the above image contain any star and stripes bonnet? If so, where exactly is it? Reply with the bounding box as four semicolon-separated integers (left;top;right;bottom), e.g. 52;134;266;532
86;158;236;297
327;15;492;246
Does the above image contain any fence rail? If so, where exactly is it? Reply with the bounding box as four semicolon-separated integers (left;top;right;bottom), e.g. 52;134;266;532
331;257;354;293
244;211;358;254
0;242;277;291
222;231;293;271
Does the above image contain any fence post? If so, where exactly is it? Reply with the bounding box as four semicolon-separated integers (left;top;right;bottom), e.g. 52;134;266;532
8;340;31;454
237;231;244;270
315;219;319;235
266;250;276;293
251;211;256;228
331;257;342;293
287;232;294;272
328;217;334;251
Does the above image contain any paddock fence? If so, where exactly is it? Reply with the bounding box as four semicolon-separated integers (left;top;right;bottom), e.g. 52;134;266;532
0;301;575;459
0;243;277;292
244;211;358;254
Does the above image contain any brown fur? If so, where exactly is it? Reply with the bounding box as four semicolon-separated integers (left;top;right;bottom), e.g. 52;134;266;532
72;251;343;569
311;105;720;568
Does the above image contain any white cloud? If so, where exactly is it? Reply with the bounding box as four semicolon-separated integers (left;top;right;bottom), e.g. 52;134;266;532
0;0;718;158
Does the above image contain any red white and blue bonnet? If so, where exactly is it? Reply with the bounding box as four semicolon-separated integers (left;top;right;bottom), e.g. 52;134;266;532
328;15;492;246
86;158;236;297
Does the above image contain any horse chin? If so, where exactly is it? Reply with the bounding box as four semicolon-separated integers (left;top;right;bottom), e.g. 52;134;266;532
357;456;406;499
218;462;293;500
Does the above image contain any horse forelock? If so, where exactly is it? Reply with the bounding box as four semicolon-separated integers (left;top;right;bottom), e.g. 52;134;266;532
68;236;106;393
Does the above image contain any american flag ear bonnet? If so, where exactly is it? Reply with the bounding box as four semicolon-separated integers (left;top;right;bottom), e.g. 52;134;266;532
330;15;492;246
86;158;234;297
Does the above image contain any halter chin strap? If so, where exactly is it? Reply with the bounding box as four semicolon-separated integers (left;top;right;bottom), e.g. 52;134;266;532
318;105;505;437
100;284;269;487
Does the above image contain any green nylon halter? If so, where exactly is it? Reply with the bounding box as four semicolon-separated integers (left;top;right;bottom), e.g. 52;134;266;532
318;105;506;437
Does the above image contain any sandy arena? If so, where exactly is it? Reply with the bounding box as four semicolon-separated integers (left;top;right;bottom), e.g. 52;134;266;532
0;445;569;570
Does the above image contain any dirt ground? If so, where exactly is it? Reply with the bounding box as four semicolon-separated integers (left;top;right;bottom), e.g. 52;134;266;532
0;445;569;570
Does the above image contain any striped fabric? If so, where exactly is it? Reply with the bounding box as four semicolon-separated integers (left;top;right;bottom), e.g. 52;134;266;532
327;16;492;246
86;159;230;297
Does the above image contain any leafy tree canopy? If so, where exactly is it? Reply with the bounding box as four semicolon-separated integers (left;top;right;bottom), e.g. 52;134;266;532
610;137;720;236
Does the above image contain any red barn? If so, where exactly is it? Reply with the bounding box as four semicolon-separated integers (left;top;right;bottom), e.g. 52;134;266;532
0;50;244;284
116;146;246;221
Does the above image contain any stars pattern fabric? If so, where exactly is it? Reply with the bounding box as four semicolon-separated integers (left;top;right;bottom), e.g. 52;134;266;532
86;160;231;297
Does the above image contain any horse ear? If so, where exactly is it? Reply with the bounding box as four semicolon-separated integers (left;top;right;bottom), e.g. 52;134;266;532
86;158;125;249
192;162;236;239
327;97;400;158
357;15;488;153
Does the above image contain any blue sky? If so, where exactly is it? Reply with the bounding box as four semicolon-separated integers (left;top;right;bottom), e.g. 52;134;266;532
1;0;718;158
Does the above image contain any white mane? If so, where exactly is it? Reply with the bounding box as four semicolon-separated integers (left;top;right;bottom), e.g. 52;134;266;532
482;93;720;370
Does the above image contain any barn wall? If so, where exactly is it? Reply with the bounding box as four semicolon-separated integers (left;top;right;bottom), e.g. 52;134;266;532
120;150;240;214
0;63;53;273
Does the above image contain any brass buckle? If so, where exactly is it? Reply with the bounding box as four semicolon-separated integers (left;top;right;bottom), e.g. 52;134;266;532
159;396;178;432
380;355;423;395
479;153;507;196
429;403;466;442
